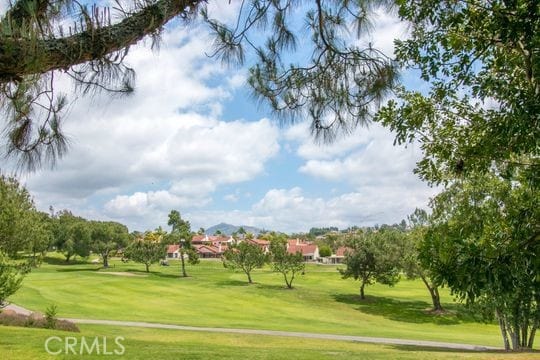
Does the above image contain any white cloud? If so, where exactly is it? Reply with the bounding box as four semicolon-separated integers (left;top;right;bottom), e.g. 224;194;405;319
22;21;280;230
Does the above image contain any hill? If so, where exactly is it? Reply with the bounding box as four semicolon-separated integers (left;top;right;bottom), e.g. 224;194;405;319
205;223;263;236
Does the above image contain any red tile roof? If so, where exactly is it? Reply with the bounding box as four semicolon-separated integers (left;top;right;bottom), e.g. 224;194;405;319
287;244;318;256
335;246;351;257
167;245;179;253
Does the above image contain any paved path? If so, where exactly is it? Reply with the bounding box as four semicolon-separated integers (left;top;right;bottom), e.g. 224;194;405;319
4;303;500;352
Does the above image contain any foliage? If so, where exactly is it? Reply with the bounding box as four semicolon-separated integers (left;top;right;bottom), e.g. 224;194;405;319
319;245;332;258
125;231;167;272
0;175;43;257
377;0;539;185
52;211;91;262
0;0;203;170
204;0;397;143
90;221;129;268
0;251;26;306
402;209;443;312
0;0;398;170
269;238;304;289
222;240;268;284
44;304;58;329
340;229;403;299
421;173;539;350
167;210;198;277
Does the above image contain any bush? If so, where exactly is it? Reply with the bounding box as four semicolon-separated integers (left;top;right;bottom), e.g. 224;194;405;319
45;304;58;329
0;309;79;332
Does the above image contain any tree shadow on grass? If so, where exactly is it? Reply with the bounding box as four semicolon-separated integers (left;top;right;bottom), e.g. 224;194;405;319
214;280;252;287
55;268;98;272
255;283;292;291
387;345;506;353
42;256;91;266
332;293;477;325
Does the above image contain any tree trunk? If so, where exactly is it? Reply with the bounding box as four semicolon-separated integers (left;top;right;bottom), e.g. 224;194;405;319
497;310;511;351
180;250;187;277
360;282;365;300
65;253;71;263
247;272;252;284
145;263;149;273
528;325;537;349
420;275;443;311
103;253;109;268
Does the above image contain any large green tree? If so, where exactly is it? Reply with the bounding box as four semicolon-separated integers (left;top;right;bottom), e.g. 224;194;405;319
421;173;539;351
90;221;129;268
53;210;92;262
377;0;539;184
167;210;198;277
340;229;402;299
0;0;395;170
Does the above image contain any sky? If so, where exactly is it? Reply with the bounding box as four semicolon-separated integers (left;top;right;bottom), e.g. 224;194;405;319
8;2;437;233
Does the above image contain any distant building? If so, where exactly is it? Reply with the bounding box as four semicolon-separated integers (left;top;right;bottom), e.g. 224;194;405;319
322;246;351;264
287;239;320;262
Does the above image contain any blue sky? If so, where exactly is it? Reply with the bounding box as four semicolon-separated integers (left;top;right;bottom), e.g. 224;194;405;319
13;2;437;233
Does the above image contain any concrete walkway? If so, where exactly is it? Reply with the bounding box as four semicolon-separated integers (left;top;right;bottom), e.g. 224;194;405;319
3;303;500;352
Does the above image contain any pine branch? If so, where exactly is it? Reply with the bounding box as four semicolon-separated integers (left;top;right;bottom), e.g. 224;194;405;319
0;0;202;82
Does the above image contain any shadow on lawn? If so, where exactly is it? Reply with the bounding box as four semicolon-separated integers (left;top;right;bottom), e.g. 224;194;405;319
387;345;506;353
332;293;476;325
42;256;91;266
215;279;252;287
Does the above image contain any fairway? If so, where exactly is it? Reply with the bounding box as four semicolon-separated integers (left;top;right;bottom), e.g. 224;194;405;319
10;255;508;348
2;325;539;360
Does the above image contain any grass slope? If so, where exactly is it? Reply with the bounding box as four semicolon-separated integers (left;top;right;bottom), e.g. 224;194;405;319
2;325;538;360
9;254;511;348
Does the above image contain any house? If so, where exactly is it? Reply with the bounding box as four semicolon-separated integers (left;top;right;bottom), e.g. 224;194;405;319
194;244;225;259
247;238;270;253
322;246;351;264
287;239;319;262
192;234;233;246
166;244;181;259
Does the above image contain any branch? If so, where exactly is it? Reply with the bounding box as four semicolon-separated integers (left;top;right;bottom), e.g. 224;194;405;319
0;0;203;81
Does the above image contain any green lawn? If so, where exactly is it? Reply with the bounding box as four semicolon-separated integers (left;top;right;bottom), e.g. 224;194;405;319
2;325;538;360
8;254;520;349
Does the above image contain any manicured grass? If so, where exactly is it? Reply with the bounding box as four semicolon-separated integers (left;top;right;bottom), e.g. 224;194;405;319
9;254;513;348
2;325;538;360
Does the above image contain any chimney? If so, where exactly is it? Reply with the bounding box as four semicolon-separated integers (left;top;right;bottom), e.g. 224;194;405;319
296;238;300;246
218;242;222;253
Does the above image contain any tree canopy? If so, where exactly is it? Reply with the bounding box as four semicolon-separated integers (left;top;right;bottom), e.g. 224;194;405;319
0;0;396;170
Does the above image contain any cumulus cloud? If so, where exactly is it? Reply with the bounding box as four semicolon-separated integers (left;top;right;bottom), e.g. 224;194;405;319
22;20;280;230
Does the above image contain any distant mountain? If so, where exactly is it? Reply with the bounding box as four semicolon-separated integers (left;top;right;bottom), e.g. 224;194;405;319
205;223;263;236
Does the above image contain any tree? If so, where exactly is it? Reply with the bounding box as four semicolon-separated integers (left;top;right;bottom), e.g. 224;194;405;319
125;231;166;272
269;238;304;289
90;221;129;268
167;210;198;277
0;251;26;307
0;175;37;257
318;245;332;258
339;229;402;299
377;0;539;185
222;240;268;284
53;211;91;262
26;211;54;266
420;173;539;351
1;1;396;170
402;209;443;312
